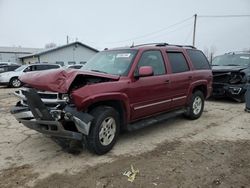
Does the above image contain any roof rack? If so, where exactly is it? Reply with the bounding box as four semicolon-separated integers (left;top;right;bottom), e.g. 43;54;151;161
168;44;196;49
131;43;196;49
131;43;169;48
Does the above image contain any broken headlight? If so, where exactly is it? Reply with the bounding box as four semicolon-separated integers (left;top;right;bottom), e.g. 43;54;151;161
229;72;244;84
61;94;70;102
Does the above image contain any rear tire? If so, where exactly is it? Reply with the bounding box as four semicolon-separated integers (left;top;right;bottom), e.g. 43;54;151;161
10;77;22;88
185;90;204;120
85;106;120;155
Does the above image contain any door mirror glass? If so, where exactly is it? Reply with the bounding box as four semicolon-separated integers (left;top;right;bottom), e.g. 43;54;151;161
138;66;153;77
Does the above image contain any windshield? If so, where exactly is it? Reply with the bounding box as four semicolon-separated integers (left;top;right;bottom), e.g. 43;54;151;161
212;54;250;66
14;65;27;72
82;50;137;76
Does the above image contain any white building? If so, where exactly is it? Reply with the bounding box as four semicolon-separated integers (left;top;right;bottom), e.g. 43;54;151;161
20;42;99;66
0;46;41;64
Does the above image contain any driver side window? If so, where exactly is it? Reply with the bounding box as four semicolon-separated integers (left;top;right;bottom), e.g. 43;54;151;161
137;51;166;75
24;66;32;72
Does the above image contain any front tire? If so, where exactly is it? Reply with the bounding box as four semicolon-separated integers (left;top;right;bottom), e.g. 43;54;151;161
10;77;22;88
185;90;205;120
85;106;120;155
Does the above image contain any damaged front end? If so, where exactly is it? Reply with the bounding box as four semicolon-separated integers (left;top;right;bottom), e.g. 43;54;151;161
212;69;248;102
10;69;120;140
11;88;93;140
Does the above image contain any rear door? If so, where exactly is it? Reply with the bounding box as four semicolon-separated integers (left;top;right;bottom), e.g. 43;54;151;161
129;50;172;120
166;51;193;108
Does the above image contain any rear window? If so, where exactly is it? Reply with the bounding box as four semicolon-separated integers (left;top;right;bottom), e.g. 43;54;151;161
187;50;210;70
33;64;59;71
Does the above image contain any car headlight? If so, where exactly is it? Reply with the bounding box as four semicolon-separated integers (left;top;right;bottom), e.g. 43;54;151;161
229;73;244;84
61;94;70;102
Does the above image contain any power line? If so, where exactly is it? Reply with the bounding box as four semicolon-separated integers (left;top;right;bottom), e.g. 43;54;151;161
198;14;250;18
136;22;193;43
104;14;249;46
104;16;193;44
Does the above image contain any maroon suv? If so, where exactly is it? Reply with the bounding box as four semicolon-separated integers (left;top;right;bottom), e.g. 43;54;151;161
11;43;212;155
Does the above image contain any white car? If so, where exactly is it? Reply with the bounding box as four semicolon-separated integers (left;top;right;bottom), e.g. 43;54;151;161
0;63;61;88
0;61;18;66
64;64;83;69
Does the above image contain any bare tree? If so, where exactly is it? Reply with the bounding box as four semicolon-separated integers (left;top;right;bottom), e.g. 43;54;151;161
203;45;217;63
203;46;209;59
45;43;57;49
209;45;217;62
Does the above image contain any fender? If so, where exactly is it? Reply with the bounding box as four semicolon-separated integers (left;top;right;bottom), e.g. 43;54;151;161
186;80;209;103
73;92;131;121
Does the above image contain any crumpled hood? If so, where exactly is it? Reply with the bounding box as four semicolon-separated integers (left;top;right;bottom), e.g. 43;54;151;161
19;68;120;93
212;65;248;73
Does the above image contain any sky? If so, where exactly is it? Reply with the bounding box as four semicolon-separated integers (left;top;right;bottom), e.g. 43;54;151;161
0;0;249;55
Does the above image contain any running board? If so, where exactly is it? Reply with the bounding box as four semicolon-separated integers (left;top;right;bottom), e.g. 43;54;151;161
127;108;186;131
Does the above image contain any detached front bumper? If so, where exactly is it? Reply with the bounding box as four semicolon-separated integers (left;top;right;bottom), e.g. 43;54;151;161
11;88;93;140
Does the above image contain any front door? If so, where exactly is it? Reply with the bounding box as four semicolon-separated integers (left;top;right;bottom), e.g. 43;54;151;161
128;50;171;121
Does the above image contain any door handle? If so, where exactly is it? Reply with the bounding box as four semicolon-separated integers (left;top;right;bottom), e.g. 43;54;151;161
188;76;193;80
165;79;170;84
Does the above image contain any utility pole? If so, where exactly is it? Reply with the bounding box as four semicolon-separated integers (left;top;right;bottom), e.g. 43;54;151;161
192;14;197;47
67;35;69;44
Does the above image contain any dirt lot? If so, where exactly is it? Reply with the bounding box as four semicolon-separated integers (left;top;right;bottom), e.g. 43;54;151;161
0;86;249;188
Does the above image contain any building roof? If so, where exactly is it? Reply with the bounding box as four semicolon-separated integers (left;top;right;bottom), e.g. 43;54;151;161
0;46;42;54
20;42;99;59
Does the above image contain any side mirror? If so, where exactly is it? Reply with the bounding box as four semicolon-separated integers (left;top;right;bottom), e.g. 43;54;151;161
138;66;153;77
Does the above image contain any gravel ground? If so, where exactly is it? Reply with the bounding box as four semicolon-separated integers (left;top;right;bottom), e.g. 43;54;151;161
0;86;249;188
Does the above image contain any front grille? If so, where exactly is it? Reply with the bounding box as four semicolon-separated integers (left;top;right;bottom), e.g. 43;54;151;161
22;100;58;108
38;93;58;99
213;72;230;83
14;88;66;108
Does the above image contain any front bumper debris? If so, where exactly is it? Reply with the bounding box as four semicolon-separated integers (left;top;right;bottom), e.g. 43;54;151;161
212;83;247;99
11;88;93;140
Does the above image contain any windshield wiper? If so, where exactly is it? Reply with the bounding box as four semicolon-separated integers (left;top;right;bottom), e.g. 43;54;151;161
91;69;108;74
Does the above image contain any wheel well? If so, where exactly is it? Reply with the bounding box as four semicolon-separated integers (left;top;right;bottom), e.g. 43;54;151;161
87;100;127;129
193;85;207;97
10;76;18;81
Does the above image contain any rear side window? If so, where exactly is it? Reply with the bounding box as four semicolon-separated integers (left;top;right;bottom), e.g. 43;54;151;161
33;64;59;71
46;65;60;69
34;65;47;70
187;50;210;70
167;52;189;73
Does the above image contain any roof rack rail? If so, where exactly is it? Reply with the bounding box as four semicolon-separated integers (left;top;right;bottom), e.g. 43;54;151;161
130;43;196;49
168;44;196;49
131;43;169;48
182;45;196;49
